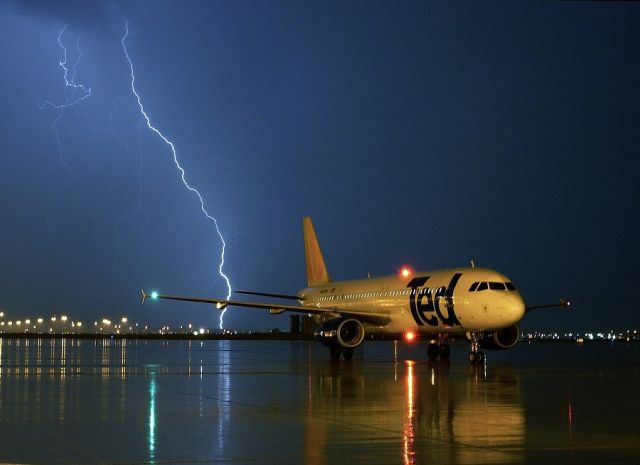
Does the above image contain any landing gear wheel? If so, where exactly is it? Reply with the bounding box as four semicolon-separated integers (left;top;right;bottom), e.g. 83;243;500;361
343;349;354;361
439;343;451;360
427;343;439;361
467;332;485;365
330;347;342;361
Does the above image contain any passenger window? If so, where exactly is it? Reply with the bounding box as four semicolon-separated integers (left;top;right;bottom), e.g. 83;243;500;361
469;282;479;292
489;282;506;290
477;282;488;291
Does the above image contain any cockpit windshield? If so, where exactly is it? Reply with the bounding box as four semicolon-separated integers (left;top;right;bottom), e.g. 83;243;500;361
469;281;516;292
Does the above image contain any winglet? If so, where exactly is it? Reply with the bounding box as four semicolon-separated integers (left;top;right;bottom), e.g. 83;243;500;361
141;289;148;304
303;217;331;287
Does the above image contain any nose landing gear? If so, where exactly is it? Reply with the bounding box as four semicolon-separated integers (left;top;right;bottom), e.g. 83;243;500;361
467;332;485;364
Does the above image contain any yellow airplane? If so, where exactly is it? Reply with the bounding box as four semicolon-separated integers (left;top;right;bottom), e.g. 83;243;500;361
142;217;568;363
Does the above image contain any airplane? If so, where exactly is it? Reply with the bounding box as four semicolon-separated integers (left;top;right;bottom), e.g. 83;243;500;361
142;217;569;363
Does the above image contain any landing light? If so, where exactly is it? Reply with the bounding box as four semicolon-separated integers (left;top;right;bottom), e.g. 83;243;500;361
151;291;159;299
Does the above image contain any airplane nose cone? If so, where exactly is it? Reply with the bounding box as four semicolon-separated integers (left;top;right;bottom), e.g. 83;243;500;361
510;294;526;323
495;293;525;324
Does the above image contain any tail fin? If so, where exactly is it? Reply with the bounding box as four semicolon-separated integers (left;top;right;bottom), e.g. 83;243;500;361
303;217;331;287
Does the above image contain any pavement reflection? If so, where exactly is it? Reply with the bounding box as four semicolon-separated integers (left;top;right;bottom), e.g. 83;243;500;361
305;356;524;464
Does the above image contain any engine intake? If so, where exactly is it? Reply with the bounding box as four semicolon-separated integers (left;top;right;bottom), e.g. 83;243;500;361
479;324;520;350
315;318;365;349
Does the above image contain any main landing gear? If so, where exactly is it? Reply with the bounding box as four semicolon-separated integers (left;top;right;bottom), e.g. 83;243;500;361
467;332;485;364
427;339;450;361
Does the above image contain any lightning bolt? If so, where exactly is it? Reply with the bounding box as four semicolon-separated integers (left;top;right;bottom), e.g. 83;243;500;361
121;20;232;329
41;25;92;111
41;25;95;231
108;99;147;272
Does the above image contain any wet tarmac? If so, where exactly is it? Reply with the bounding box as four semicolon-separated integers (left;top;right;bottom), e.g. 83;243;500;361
0;337;638;464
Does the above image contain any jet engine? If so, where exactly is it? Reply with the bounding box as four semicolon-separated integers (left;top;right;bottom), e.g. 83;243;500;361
315;318;365;349
478;324;520;350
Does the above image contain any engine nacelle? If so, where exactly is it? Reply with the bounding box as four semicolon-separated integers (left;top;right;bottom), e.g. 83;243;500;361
315;318;365;349
478;324;520;350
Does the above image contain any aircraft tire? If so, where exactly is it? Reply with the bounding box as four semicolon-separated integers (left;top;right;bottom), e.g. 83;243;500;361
427;343;439;361
469;351;486;364
439;343;451;360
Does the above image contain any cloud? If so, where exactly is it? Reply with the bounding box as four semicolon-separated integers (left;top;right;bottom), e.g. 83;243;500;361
1;0;112;29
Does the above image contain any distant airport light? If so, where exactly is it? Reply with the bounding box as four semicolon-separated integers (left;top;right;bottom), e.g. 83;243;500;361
77;322;82;327
16;320;21;326
151;291;159;299
0;311;4;317
400;266;413;278
404;331;417;343
51;316;57;322
199;328;205;335
61;315;68;322
121;317;128;323
25;319;31;324
7;321;12;326
37;318;43;324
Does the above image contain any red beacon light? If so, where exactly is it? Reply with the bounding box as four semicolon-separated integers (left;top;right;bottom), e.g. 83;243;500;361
404;331;417;343
400;266;413;278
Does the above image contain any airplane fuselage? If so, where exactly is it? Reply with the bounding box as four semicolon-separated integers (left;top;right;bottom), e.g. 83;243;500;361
299;267;525;335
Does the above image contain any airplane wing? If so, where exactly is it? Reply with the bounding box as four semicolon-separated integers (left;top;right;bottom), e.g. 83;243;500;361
525;298;571;313
141;290;390;326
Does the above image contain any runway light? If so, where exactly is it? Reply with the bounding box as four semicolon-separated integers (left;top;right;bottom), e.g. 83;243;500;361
404;331;417;343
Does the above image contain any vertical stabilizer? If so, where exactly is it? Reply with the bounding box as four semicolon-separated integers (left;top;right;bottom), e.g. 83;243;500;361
303;217;331;287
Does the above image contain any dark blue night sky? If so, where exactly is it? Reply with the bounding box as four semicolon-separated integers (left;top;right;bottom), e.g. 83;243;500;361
1;1;639;331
